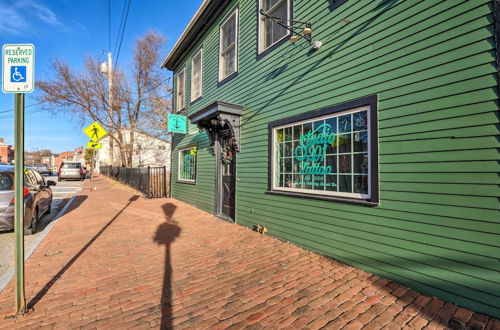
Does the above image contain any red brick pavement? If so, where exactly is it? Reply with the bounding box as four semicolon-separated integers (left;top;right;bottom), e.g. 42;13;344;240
0;176;498;329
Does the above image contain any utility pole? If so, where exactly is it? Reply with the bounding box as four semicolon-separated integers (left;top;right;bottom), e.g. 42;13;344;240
101;53;114;166
107;52;114;166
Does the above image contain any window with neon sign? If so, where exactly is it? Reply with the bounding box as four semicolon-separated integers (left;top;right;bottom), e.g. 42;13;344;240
271;103;376;201
178;146;197;183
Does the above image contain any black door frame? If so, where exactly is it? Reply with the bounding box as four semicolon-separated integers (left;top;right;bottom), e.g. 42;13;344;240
214;133;236;223
186;101;244;223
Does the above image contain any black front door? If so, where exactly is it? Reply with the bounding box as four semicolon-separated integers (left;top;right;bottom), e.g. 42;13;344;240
218;135;236;221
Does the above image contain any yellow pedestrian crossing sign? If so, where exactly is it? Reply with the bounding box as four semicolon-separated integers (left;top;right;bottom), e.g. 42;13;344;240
87;141;102;149
83;122;107;142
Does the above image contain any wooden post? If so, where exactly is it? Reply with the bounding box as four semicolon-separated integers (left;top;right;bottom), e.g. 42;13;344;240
163;166;167;198
147;166;151;198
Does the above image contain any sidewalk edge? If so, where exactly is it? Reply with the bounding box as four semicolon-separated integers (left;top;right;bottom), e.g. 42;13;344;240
0;195;77;295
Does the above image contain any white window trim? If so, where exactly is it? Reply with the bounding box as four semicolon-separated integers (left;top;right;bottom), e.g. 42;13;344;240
178;146;197;183
271;106;372;200
176;68;186;112
191;48;203;102
258;0;291;54
218;7;239;82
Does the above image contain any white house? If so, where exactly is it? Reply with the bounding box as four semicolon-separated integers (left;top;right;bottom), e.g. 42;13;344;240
96;130;171;170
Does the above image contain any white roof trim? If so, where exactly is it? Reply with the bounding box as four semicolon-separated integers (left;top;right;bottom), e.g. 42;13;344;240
161;0;213;70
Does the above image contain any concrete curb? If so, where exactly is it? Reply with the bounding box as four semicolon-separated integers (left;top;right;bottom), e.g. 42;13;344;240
0;196;77;295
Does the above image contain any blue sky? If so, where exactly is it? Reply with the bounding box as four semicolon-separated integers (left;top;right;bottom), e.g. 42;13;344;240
0;0;201;153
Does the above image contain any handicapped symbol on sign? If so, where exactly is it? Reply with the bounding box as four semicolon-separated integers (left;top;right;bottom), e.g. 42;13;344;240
10;66;26;83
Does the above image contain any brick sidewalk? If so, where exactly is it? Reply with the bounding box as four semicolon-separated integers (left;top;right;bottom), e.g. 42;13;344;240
0;176;497;329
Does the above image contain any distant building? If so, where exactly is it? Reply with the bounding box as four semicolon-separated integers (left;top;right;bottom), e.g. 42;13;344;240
0;138;14;164
40;156;55;166
54;147;85;168
54;152;72;168
72;146;85;163
96;130;171;170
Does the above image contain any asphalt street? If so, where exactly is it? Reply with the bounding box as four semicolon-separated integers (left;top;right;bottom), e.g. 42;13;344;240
0;176;84;279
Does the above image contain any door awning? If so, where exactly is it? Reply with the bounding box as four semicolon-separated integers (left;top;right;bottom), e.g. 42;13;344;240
188;101;244;153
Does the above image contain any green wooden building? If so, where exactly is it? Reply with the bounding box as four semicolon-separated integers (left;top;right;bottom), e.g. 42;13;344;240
161;0;500;317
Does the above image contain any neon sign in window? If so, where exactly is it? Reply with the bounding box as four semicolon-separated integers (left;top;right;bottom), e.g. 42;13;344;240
178;146;197;182
273;107;371;199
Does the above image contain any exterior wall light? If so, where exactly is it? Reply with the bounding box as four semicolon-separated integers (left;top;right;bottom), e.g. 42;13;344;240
312;41;323;50
259;9;314;44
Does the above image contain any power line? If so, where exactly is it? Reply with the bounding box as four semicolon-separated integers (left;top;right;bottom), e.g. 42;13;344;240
129;78;170;95
0;108;43;118
113;0;132;76
113;0;128;55
0;102;42;114
0;109;44;119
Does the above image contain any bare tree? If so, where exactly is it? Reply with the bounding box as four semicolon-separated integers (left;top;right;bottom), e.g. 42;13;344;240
25;149;53;165
137;81;172;137
36;31;171;167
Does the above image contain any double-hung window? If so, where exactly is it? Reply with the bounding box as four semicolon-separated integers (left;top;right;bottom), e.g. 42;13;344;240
259;0;290;53
178;146;197;183
191;49;203;101
176;68;185;111
219;7;238;81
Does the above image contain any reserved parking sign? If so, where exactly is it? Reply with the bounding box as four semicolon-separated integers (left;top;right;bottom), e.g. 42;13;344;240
2;44;35;93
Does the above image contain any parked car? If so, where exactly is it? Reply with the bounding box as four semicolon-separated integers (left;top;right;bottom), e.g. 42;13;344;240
58;161;85;181
33;164;51;176
0;165;56;235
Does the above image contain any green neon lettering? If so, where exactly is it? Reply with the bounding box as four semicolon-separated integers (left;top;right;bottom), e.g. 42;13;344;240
294;123;336;175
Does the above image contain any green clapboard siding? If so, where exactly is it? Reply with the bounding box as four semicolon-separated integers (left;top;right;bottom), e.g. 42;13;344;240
169;0;500;317
171;123;215;213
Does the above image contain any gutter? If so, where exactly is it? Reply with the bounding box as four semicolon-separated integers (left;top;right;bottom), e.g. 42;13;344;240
161;0;213;70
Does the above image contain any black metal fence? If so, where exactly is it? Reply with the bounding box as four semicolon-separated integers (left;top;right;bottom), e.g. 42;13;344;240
100;165;170;198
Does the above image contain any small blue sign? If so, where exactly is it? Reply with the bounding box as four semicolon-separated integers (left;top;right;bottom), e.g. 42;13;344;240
167;114;187;134
10;66;26;83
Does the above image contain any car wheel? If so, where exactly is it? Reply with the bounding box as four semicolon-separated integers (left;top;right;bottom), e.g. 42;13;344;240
24;209;38;235
47;199;52;214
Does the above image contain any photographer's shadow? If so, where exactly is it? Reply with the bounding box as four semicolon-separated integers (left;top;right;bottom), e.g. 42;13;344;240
153;203;181;330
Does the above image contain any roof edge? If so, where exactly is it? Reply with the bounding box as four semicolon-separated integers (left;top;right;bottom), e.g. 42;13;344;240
161;0;231;71
161;0;213;70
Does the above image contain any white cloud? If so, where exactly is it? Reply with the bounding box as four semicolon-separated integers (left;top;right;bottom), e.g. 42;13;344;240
21;1;62;26
0;0;63;36
0;6;29;35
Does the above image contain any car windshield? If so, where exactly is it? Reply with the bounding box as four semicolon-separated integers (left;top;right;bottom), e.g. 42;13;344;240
0;173;13;191
61;163;81;169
